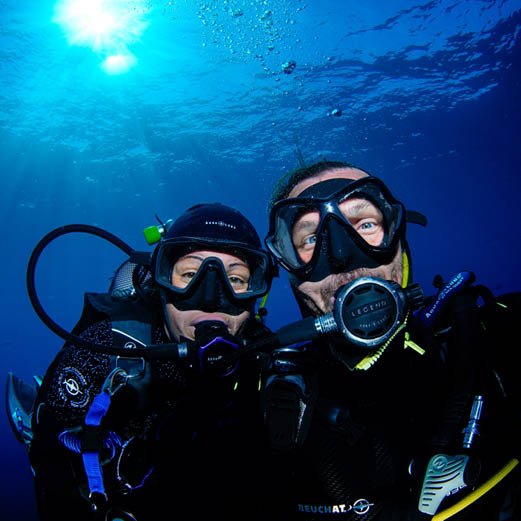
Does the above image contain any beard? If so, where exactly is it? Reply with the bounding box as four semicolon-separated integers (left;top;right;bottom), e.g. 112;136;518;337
296;250;404;316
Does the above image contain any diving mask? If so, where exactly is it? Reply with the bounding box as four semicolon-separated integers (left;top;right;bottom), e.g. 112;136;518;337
266;177;406;282
155;238;272;315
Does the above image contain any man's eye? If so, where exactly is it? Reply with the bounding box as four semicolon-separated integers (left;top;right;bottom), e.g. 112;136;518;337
182;271;197;280
356;219;384;246
359;222;375;230
294;234;317;256
302;235;317;246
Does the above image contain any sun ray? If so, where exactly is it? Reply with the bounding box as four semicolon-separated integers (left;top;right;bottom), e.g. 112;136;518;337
52;0;149;73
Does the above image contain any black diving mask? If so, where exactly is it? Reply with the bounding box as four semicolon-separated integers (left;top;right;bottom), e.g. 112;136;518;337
155;238;271;315
266;177;409;282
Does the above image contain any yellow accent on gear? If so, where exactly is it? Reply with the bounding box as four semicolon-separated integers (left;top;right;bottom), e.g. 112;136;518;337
255;293;269;321
402;250;410;288
355;344;387;371
355;317;409;371
403;332;425;355
432;458;519;521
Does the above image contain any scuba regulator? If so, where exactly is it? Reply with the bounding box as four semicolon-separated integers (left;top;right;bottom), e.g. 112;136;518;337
216;276;425;373
273;276;424;351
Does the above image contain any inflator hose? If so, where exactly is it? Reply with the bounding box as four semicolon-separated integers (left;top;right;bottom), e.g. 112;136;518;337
432;458;519;520
26;224;182;359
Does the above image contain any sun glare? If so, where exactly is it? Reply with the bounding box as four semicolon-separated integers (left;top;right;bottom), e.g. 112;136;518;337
53;0;149;74
101;53;137;75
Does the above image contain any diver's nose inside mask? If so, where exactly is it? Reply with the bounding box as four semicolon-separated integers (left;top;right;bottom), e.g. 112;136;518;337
266;177;405;281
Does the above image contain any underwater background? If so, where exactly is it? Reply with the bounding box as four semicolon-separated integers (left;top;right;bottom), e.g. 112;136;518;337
1;0;520;518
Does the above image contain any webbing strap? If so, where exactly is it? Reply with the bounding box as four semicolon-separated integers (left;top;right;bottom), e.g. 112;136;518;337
82;391;112;498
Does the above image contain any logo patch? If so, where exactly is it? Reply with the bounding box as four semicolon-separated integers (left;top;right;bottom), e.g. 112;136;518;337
205;220;236;229
298;499;374;515
58;367;89;408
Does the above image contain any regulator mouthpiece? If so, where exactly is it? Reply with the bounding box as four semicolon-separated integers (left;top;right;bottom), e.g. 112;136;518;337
315;277;424;349
194;321;240;377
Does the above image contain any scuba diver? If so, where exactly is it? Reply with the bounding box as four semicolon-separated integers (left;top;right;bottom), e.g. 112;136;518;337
6;203;275;521
260;160;521;520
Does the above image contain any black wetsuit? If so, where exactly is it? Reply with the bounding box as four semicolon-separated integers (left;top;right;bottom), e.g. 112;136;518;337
260;289;521;520
29;297;266;521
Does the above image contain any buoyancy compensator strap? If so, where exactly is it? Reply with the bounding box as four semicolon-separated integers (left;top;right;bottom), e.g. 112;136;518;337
82;389;112;504
262;345;318;451
91;293;153;349
73;292;155;350
427;282;486;451
411;274;521;518
58;366;146;512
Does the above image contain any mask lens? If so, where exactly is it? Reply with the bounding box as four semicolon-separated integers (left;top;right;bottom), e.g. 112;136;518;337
344;183;402;249
267;204;315;270
172;254;251;296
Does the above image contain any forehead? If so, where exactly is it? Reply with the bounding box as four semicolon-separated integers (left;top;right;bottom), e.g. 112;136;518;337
288;167;369;198
177;250;248;265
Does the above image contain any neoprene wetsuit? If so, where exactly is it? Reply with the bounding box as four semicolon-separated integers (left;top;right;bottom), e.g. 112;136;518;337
29;295;267;521
259;288;521;520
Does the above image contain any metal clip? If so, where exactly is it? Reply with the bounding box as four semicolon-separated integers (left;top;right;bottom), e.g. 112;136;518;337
102;368;129;397
115;356;146;380
462;395;484;449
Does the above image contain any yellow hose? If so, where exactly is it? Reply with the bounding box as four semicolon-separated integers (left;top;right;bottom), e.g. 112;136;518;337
432;458;519;521
255;293;269;321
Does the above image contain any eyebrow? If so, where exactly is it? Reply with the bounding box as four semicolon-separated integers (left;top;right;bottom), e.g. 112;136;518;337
292;219;318;235
342;199;381;217
179;254;249;269
228;261;249;269
291;200;380;235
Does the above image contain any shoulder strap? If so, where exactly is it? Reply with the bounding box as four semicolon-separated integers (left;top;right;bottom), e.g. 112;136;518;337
76;292;156;348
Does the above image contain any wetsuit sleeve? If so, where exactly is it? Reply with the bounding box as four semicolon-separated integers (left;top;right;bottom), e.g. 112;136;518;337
29;320;113;521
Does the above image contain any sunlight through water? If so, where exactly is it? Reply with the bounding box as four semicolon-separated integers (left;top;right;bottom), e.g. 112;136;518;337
52;0;150;74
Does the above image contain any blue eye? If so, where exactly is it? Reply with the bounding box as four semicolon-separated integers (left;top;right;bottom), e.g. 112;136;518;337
304;235;317;245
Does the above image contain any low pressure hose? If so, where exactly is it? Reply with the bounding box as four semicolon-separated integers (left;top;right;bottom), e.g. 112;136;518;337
25;224;183;359
432;458;519;520
26;224;134;342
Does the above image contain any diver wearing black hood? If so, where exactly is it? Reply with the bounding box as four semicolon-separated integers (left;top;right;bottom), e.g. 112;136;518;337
9;203;275;521
260;161;520;520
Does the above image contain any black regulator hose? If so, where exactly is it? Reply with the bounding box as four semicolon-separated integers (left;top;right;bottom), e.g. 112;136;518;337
25;224;182;360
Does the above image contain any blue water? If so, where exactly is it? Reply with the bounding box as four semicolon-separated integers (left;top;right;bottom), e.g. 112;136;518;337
1;1;520;518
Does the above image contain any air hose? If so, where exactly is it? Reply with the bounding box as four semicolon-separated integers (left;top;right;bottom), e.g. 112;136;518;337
432;458;519;520
26;224;181;359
